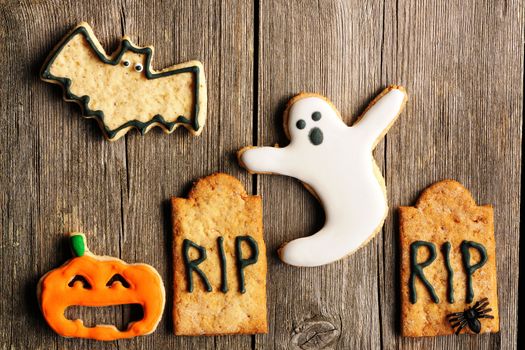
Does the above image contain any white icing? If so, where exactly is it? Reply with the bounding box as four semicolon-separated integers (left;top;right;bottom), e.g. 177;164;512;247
241;87;407;266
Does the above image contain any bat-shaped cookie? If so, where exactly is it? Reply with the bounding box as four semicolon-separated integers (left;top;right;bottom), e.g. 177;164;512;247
41;22;207;141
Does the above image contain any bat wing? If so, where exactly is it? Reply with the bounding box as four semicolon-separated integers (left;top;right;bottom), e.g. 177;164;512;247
41;23;121;137
135;60;207;137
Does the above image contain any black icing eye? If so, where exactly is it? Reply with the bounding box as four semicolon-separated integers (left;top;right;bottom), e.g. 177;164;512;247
122;60;130;67
134;63;143;72
106;274;131;288
68;275;92;289
312;111;322;121
296;119;306;130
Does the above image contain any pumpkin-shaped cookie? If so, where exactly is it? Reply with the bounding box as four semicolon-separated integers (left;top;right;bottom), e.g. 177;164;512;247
37;233;165;341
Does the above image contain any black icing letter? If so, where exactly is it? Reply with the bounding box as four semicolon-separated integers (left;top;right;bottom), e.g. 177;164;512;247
442;242;455;303
217;236;228;293
460;240;487;303
409;240;439;304
235;235;259;294
182;239;212;293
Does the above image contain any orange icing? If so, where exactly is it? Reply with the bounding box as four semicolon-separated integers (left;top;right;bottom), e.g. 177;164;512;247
40;254;164;341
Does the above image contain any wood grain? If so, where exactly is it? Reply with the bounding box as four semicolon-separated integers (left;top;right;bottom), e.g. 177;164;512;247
380;1;522;349
256;1;387;349
0;0;254;349
0;0;521;349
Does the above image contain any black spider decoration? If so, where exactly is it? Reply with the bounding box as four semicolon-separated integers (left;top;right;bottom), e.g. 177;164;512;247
447;298;494;334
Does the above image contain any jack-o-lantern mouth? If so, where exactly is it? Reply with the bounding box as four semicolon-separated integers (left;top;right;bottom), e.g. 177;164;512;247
64;304;144;331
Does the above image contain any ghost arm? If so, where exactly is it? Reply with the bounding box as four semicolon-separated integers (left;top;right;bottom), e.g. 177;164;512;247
353;86;407;147
238;146;294;176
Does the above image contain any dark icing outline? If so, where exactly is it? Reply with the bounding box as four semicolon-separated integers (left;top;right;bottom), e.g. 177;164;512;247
41;24;202;140
217;236;229;293
408;240;439;304
460;240;488;304
442;241;455;303
182;239;212;293
235;235;259;294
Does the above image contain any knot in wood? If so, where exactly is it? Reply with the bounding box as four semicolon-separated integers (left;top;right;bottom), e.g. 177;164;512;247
290;318;340;350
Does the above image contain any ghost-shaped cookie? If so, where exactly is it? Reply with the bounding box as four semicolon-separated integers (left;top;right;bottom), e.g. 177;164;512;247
238;86;407;267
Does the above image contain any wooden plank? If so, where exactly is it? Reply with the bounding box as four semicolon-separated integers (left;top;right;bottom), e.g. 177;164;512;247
120;1;254;349
379;0;522;349
0;0;254;349
0;2;127;349
255;1;386;348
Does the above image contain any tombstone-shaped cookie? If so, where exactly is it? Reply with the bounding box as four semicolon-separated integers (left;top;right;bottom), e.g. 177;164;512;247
400;180;499;337
171;173;267;335
41;22;206;141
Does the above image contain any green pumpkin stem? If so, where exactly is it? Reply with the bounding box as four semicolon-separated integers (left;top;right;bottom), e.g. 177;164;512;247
70;233;86;257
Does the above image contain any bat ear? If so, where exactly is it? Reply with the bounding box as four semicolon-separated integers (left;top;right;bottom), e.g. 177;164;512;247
76;22;99;45
122;36;134;45
121;36;152;52
77;22;92;31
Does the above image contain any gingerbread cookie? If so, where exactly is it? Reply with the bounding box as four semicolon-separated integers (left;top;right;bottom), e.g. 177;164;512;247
400;180;499;337
41;22;207;141
238;86;407;267
37;233;165;341
171;173;267;335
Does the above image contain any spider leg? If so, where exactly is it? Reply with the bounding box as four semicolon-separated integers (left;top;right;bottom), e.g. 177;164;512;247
450;321;464;328
474;304;489;313
450;317;466;327
476;297;489;305
478;315;495;319
448;314;465;322
449;318;462;324
474;298;489;308
447;312;464;317
472;298;488;310
478;308;493;315
474;302;490;312
454;320;468;335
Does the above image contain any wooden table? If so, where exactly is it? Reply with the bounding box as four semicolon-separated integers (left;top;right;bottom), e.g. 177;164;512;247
0;1;522;349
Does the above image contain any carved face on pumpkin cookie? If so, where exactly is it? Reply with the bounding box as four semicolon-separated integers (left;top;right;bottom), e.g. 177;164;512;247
37;233;165;341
